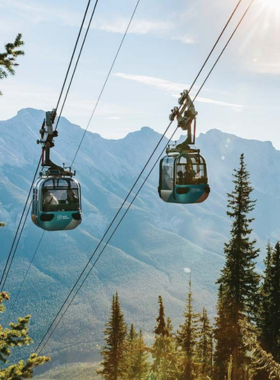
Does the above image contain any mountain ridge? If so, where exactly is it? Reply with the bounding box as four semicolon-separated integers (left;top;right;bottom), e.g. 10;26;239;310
0;108;278;367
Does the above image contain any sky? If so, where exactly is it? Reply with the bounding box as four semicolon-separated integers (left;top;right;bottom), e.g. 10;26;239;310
0;0;280;148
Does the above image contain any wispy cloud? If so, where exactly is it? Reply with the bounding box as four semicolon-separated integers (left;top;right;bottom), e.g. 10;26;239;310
0;0;81;25
172;36;196;45
171;94;244;109
92;18;196;44
115;73;187;93
0;0;171;33
93;18;173;36
0;0;195;44
115;73;244;109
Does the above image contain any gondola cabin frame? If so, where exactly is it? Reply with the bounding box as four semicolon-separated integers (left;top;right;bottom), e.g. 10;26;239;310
159;152;210;204
32;176;82;231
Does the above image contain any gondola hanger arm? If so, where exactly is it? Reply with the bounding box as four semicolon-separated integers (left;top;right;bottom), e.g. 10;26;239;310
169;89;197;131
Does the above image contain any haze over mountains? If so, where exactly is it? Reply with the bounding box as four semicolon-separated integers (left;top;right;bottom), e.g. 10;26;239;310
0;108;279;366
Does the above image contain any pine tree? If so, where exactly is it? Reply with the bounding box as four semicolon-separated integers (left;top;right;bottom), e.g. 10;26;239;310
135;330;150;380
126;325;150;380
197;307;213;378
258;242;280;363
126;323;138;380
215;154;260;380
176;280;200;380
240;318;280;380
0;291;50;379
98;292;128;380
257;243;274;354
254;242;280;380
213;286;233;380
0;34;24;95
151;296;177;380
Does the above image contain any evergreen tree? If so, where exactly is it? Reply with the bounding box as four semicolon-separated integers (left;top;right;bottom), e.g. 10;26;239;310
135;330;150;380
126;325;149;380
126;323;138;380
213;286;233;380
196;307;213;378
151;296;177;380
258;242;280;364
176;280;200;380
240;318;280;380
98;292;128;380
257;242;274;354
215;154;260;380
0;291;50;379
0;34;24;95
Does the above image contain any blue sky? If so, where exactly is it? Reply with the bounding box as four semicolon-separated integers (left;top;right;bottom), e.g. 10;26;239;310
1;0;280;147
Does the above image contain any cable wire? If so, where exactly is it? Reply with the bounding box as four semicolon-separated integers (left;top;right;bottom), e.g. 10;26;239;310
189;0;242;93
35;0;255;354
55;0;93;111
8;0;140;325
71;0;141;166
1;0;98;290
0;156;41;287
36;0;144;352
193;0;255;102
37;125;179;354
1;199;33;291
55;0;100;131
5;232;45;322
11;0;243;300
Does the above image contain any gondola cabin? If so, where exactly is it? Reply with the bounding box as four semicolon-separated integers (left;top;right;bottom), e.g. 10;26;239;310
31;176;82;231
159;152;210;204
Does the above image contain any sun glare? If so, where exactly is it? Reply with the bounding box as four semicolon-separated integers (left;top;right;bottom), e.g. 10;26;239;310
259;0;280;14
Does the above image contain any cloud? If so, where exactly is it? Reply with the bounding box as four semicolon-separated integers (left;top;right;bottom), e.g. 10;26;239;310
93;18;173;36
0;0;80;25
172;94;244;109
115;72;188;93
172;36;196;45
0;1;171;34
92;17;196;45
115;73;244;109
0;0;195;45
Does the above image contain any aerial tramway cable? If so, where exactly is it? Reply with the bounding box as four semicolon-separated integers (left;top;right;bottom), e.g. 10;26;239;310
0;157;41;289
188;0;242;93
71;0;141;166
54;0;100;131
55;0;94;112
3;232;45;324
5;0;141;319
1;201;32;291
193;0;255;102
0;0;98;290
35;0;255;354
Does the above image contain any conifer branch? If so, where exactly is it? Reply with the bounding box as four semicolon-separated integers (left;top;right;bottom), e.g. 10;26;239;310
0;33;24;95
240;319;280;379
0;291;50;379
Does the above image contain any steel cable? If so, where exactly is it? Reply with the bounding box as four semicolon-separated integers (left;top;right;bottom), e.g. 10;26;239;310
1;0;98;291
35;0;255;353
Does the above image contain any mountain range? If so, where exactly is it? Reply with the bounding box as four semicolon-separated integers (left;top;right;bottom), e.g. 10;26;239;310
0;108;279;369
